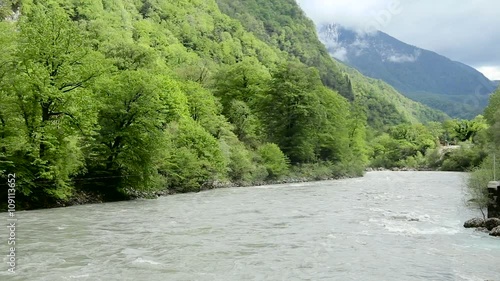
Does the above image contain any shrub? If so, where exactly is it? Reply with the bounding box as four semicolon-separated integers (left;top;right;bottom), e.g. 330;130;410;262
257;143;289;180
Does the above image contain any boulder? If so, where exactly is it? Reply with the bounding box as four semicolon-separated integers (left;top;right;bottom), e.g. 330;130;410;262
464;218;485;228
474;227;489;233
485;218;500;231
489;226;500;237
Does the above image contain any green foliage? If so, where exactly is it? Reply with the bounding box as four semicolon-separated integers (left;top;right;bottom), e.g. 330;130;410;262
485;88;500;125
465;155;500;219
484;88;500;148
340;65;449;130
462;86;500;217
0;0;19;20
369;115;491;171
85;69;188;194
257;62;352;164
162;119;227;193
345;101;369;166
399;151;427;169
370;125;434;169
1;0;379;208
216;0;355;101
440;145;487;172
212;57;271;107
405;91;489;120
257;143;289;179
182;81;227;136
1;3;103;204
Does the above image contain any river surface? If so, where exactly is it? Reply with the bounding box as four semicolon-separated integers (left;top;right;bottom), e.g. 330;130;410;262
2;171;499;281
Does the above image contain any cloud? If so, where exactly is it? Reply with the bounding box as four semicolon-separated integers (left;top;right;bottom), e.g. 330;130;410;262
332;47;348;61
384;50;421;63
296;0;500;80
477;66;500;81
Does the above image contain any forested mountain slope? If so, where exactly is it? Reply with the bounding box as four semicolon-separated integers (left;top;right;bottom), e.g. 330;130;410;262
0;0;367;208
216;0;448;127
0;0;449;209
319;24;496;119
338;64;449;128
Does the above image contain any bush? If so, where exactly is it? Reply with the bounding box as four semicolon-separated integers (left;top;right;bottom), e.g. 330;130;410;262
162;119;227;192
228;144;256;184
424;148;442;169
465;155;500;219
440;144;487;171
398;151;426;169
291;162;333;181
257;143;289;180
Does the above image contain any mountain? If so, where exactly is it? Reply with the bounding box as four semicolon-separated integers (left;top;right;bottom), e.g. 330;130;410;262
318;23;497;119
216;0;447;127
494;81;500;87
0;0;451;208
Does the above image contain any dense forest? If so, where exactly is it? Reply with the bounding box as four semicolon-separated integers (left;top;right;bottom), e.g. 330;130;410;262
0;0;498;210
0;0;368;209
216;0;448;127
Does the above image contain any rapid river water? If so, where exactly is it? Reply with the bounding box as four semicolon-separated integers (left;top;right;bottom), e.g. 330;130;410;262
2;171;499;280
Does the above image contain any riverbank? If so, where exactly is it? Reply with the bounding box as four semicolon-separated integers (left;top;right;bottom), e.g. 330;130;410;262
2;167;363;211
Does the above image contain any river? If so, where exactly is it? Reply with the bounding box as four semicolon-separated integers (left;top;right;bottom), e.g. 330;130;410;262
2;171;499;281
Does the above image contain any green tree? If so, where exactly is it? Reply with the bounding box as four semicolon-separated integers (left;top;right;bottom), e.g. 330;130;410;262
2;3;103;201
213;57;271;109
259;62;323;163
162;118;227;192
346;101;369;165
257;143;289;179
484;88;500;147
86;70;188;194
466;157;499;219
315;87;350;162
484;87;500;126
225;100;262;145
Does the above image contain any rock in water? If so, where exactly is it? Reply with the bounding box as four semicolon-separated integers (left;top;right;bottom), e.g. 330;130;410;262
464;218;485;228
490;226;500;237
474;227;489;233
485;218;500;231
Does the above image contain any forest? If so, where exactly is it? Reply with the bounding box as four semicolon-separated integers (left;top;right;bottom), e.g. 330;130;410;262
0;0;498;210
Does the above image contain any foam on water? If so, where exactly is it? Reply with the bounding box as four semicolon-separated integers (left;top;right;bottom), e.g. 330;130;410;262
133;258;161;265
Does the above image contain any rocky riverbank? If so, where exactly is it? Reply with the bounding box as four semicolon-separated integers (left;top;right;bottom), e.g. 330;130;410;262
124;175;352;200
464;217;500;237
29;174;355;210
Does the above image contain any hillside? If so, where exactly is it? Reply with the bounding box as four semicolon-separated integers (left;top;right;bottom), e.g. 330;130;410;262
338;64;448;128
318;24;497;119
0;0;452;209
0;0;371;208
216;0;447;127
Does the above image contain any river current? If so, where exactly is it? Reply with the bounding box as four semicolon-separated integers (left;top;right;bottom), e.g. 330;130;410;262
2;171;499;280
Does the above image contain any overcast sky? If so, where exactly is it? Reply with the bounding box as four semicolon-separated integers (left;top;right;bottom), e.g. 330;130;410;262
296;0;500;80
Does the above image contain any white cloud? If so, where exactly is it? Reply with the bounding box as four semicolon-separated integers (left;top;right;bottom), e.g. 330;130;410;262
297;0;403;32
385;50;421;63
332;47;348;61
476;66;500;81
351;38;369;49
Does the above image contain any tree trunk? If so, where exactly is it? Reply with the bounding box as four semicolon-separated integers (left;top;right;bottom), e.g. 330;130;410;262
40;102;50;158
